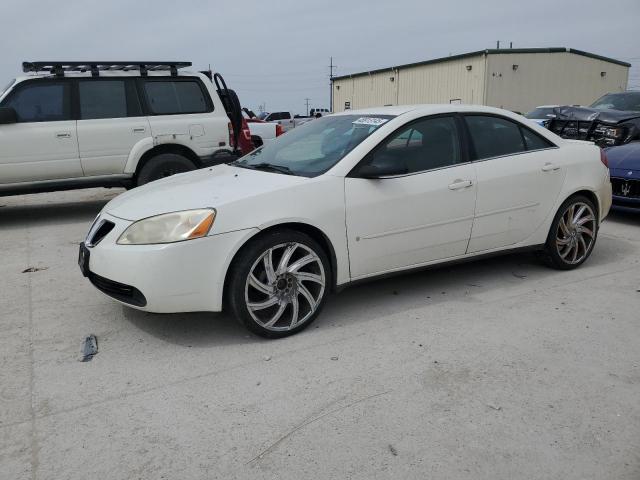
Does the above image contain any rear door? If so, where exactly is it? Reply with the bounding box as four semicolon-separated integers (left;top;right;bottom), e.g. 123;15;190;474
0;79;80;183
464;114;565;253
76;78;151;176
141;77;224;158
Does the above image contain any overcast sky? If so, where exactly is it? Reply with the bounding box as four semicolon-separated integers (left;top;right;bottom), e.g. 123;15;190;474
2;0;639;114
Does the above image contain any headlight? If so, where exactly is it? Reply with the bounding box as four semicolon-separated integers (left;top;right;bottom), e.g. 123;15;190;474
117;209;216;245
595;126;625;139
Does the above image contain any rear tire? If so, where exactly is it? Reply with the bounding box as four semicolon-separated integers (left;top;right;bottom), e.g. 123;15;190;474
136;153;196;186
227;229;331;339
542;195;598;270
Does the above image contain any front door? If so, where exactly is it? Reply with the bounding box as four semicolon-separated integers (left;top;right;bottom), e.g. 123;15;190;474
0;80;81;184
345;115;477;279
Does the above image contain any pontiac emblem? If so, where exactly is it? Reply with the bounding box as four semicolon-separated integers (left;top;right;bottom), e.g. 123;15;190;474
621;182;631;197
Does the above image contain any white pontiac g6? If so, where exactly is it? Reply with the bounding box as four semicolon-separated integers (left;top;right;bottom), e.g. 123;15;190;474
80;105;612;338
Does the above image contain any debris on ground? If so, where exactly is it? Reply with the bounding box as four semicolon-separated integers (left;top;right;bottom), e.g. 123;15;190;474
392;290;399;295
388;444;398;456
80;334;98;362
263;355;271;362
22;266;49;273
330;356;339;361
466;283;482;288
512;272;527;279
486;403;502;411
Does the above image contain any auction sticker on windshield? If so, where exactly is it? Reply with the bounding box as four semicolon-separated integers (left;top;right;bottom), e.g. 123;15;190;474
352;117;389;126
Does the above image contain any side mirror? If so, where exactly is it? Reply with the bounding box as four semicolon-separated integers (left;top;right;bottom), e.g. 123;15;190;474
0;107;17;125
356;161;408;179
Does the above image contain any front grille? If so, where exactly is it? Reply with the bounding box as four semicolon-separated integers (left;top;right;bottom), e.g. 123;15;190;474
86;220;115;246
89;272;147;307
611;177;640;199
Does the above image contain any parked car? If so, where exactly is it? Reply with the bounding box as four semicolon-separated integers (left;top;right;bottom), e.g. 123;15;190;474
310;108;330;117
0;61;242;196
79;105;611;338
547;91;640;210
262;111;313;132
524;105;560;126
242;108;284;147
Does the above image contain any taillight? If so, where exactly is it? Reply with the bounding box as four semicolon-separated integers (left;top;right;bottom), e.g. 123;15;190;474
600;148;609;168
275;124;284;137
242;126;251;141
228;122;235;149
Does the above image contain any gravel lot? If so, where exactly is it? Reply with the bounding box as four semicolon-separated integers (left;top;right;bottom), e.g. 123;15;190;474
1;188;639;480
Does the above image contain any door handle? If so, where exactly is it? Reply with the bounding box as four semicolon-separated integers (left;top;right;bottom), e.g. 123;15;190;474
56;132;71;139
448;179;473;190
132;127;146;134
542;162;560;172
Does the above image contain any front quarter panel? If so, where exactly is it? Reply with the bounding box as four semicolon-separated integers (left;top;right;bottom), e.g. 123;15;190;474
211;174;350;285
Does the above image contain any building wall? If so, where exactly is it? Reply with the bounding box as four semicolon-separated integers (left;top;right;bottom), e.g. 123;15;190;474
332;55;486;113
485;52;629;113
332;51;629;114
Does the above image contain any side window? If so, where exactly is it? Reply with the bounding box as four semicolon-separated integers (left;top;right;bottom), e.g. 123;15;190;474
465;115;525;159
143;80;209;115
521;127;554;151
281;112;291;120
79;81;127;120
2;82;69;122
368;116;461;174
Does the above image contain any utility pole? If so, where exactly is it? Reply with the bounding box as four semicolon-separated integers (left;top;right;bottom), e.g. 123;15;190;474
329;56;337;112
304;97;311;116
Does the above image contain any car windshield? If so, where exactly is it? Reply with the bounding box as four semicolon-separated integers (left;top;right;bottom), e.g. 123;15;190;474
525;107;556;119
0;79;15;98
590;92;640;112
232;114;395;177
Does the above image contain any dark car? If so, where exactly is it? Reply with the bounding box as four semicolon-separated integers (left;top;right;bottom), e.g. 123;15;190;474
547;91;640;210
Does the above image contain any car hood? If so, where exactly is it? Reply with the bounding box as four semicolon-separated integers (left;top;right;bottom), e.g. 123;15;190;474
104;164;309;221
606;142;640;173
554;106;640;124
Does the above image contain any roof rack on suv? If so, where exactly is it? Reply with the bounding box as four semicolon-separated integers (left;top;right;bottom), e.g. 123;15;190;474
22;61;192;78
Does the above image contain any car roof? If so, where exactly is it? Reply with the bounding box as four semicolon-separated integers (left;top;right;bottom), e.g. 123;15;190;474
332;104;528;118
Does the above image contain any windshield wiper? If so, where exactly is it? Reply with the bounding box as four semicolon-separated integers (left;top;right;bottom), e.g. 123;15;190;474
248;163;295;175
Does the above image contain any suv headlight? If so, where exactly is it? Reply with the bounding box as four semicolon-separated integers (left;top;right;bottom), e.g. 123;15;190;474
117;209;216;245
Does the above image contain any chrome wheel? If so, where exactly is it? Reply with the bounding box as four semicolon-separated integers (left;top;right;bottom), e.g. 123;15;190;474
555;202;596;265
244;242;326;332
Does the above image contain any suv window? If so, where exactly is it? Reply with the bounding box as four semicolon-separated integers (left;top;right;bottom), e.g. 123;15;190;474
368;116;461;174
2;82;70;122
465;115;525;159
143;80;209;115
79;80;128;120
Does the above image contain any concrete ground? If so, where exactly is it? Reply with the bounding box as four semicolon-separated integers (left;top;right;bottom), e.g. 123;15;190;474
1;187;639;480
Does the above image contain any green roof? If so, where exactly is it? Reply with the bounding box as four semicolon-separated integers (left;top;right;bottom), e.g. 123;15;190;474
331;48;631;81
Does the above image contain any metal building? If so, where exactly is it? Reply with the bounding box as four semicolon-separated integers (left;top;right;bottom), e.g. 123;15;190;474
331;48;630;114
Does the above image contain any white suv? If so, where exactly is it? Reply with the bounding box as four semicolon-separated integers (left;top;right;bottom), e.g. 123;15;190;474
0;61;239;195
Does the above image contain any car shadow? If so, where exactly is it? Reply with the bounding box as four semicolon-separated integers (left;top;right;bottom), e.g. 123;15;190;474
0;195;118;229
607;209;640;226
122;307;265;347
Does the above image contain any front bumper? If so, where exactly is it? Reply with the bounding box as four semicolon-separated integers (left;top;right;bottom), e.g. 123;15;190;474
82;212;258;313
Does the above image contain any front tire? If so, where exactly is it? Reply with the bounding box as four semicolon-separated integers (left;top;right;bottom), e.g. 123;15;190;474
543;195;598;270
136;153;195;186
227;230;330;338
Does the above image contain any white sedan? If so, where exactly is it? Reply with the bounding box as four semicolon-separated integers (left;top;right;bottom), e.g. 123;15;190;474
79;105;612;338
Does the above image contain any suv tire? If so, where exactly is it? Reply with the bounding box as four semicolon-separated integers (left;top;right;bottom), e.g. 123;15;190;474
136;153;195;186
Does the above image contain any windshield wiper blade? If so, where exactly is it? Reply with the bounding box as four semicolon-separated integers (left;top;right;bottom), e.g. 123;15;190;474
249;163;295;175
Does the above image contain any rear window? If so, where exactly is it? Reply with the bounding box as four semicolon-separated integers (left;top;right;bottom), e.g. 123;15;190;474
143;80;210;115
